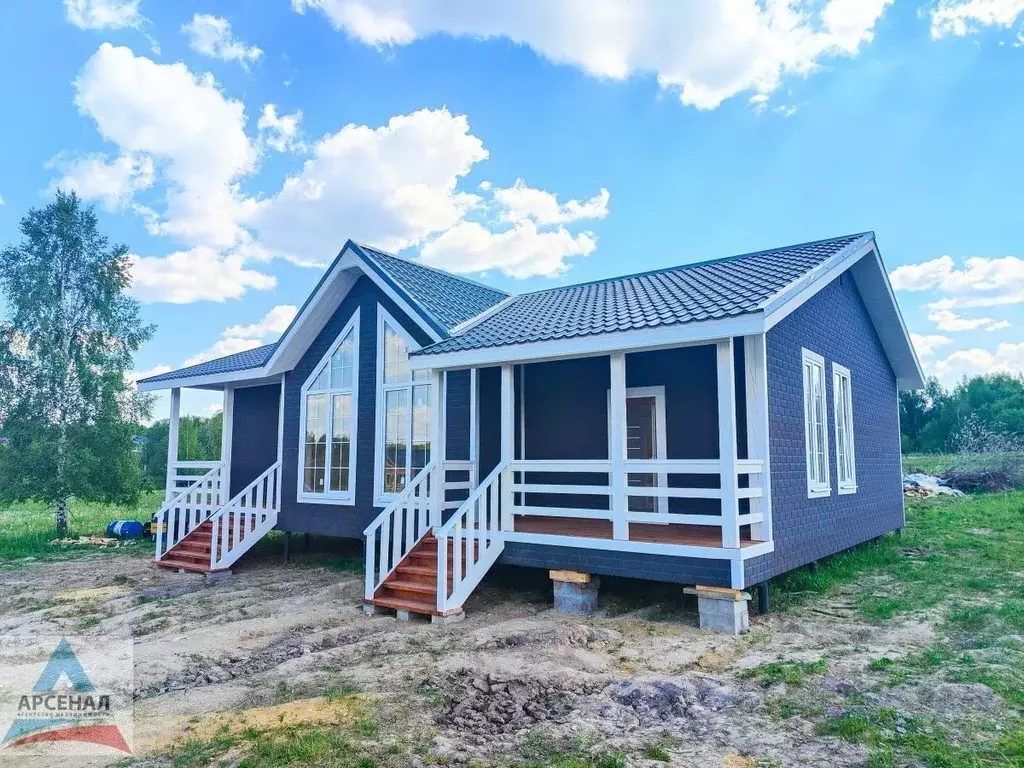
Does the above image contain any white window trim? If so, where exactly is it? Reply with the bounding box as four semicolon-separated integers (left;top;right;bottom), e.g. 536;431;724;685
833;362;857;495
802;348;831;499
297;312;360;505
373;305;429;506
607;385;669;516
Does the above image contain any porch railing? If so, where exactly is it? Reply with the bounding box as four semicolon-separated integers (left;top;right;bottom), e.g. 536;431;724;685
166;460;223;499
363;461;436;601
509;458;765;546
154;461;225;561
436;460;507;613
209;461;281;570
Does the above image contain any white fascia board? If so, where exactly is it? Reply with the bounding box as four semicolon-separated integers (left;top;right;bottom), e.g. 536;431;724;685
410;313;765;370
761;239;877;330
136;369;275;392
858;248;926;389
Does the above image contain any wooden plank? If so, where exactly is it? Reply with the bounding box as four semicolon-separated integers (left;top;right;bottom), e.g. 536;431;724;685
549;570;591;584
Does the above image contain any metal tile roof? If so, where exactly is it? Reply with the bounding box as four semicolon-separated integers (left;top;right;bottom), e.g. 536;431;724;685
139;344;277;385
355;244;508;333
414;233;873;357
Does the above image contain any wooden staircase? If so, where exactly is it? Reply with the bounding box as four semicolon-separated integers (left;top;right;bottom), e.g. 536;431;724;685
365;533;479;618
155;517;234;574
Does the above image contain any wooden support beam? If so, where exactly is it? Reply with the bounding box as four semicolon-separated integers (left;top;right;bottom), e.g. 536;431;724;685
220;387;234;506
743;334;772;543
716;340;740;549
609;352;627;540
500;365;514;530
165;388;181;501
430;369;446;527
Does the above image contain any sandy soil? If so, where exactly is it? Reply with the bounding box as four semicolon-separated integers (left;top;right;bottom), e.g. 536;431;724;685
0;551;955;767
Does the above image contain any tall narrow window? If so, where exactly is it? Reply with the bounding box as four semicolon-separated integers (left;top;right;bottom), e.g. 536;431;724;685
833;363;856;494
299;314;359;502
802;348;830;498
376;307;431;503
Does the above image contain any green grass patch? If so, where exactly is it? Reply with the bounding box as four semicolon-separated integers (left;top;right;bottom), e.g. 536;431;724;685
739;659;828;687
903;452;1024;476
643;745;671;762
0;492;161;563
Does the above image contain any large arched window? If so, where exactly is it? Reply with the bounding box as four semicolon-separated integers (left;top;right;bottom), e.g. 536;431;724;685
298;313;359;503
374;306;431;504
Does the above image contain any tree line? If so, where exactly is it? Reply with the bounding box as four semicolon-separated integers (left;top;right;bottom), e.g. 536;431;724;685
900;374;1024;454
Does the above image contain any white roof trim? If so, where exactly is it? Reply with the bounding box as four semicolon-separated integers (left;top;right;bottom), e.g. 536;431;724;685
448;293;519;335
136;369;277;392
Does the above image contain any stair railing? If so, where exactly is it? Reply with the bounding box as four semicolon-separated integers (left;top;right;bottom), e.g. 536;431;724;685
363;461;435;601
154;462;225;561
209;461;281;570
435;460;508;614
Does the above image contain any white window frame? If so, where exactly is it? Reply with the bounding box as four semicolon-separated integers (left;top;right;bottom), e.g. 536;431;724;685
297;312;360;505
833;363;857;495
373;305;431;506
801;348;831;499
607;385;669;516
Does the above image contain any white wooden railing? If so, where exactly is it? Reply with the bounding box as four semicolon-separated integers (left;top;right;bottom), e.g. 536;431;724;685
166;460;222;498
441;459;476;511
154;462;225;561
509;458;765;545
436;460;508;613
209;461;281;570
363;461;436;601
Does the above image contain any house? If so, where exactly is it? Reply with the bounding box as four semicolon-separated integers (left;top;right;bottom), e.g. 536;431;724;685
138;232;923;632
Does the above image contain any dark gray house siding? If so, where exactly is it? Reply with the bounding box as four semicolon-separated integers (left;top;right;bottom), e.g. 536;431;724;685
229;384;280;498
278;275;470;537
745;269;904;586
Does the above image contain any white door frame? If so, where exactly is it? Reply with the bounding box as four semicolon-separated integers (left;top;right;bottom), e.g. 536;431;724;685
607;385;668;517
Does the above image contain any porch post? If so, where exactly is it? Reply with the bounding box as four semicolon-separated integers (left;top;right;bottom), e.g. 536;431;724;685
500;365;514;530
469;368;478;489
220;387;234;506
431;369;446;527
717;340;740;549
743;334;772;543
276;374;285;511
165;387;181;501
609;352;628;540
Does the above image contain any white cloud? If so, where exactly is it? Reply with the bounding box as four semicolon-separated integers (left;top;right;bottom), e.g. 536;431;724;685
491;179;609;225
46;153;154;210
64;0;142;30
125;364;172;386
182;14;263;65
930;0;1024;38
911;334;953;357
183;336;264;367
250;108;488;265
932;342;1024;386
129;247;276;304
926;305;1007;332
774;104;800;117
223;305;298;339
258;104;305;153
420;219;597;278
291;0;893;110
73;44;258;248
0;195;5;205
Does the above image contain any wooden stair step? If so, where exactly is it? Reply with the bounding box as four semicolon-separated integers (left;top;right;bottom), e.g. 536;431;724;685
381;579;436;596
367;595;440;617
155;558;214;573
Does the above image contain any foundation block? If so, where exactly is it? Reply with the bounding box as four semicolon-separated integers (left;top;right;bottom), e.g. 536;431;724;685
550;570;600;615
684;585;751;635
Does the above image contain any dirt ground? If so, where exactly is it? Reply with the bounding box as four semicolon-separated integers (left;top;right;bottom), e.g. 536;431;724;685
0;551;957;767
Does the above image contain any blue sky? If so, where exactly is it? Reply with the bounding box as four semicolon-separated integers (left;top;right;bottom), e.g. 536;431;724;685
1;0;1022;417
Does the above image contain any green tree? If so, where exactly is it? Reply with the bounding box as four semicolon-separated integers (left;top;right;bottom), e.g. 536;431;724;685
0;191;154;534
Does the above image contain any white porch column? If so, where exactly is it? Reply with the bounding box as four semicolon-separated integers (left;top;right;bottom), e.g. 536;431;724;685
276;375;285;511
469;368;479;489
220;387;234;506
609;352;628;540
743;334;772;543
430;369;446;527
165;388;181;501
500;364;514;530
717;340;740;549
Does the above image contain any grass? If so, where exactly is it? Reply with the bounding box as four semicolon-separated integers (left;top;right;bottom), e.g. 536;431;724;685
768;490;1024;767
738;659;828;687
0;492;162;564
902;451;1024;476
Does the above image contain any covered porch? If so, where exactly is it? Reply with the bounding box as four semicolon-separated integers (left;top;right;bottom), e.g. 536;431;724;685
431;334;774;563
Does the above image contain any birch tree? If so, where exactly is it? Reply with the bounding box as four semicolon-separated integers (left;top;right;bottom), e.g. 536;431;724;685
0;191;154;535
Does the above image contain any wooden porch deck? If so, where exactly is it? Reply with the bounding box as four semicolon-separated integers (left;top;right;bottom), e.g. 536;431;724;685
513;515;763;548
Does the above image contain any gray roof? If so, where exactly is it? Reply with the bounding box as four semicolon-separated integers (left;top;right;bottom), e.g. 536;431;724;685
413;233;872;356
139;344;277;385
356;244;508;334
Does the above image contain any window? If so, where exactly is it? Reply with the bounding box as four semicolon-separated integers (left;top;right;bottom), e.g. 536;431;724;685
833;363;856;494
802;348;830;498
375;307;431;503
298;314;359;503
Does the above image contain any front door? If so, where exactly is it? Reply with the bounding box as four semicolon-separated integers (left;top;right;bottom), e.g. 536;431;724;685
626;394;659;513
